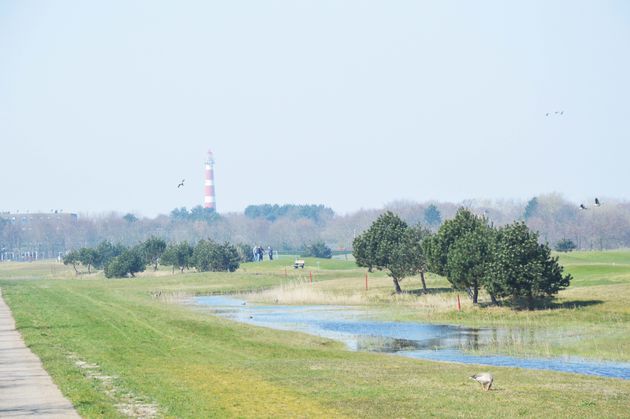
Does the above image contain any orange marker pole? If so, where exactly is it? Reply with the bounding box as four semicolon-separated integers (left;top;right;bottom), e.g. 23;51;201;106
365;272;368;290
457;295;461;311
310;271;312;284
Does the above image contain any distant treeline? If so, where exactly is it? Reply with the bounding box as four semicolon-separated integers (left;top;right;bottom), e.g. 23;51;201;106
244;204;334;223
3;194;630;259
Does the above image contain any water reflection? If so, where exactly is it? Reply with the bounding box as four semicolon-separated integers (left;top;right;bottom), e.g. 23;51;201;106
193;295;630;380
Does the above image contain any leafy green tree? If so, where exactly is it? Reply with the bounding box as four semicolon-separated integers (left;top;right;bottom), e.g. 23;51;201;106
445;226;495;304
104;247;146;278
211;242;241;272
94;240;125;269
352;211;425;293
161;242;194;273
189;206;219;222
192;240;215;272
302;241;333;259
192;239;240;272
424;204;442;227
523;197;539;220
63;250;80;275
555;238;577;252
487;222;572;309
123;213;138;223
78;247;99;273
235;243;255;263
424;208;484;276
141;236;167;271
423;208;494;303
170;207;190;221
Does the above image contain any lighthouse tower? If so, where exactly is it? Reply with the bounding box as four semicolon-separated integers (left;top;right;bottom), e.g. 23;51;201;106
204;150;216;210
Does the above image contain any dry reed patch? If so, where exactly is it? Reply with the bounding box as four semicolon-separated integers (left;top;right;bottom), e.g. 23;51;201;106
149;290;192;304
244;278;473;315
246;279;367;305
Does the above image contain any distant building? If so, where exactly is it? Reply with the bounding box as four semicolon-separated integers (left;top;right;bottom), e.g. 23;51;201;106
0;211;78;261
0;211;78;225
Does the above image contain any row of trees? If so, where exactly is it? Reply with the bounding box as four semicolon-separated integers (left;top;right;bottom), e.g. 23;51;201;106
63;237;241;278
353;209;572;309
244;204;335;224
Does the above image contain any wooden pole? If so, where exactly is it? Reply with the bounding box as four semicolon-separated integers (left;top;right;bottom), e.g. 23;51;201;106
457;294;461;311
365;272;368;290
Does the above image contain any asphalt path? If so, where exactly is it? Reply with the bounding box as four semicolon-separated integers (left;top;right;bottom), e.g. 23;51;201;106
0;289;80;418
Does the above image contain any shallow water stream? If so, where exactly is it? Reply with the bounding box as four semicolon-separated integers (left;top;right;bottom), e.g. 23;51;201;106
194;295;630;380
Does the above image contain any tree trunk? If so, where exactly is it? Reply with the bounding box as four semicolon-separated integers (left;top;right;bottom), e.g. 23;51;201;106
527;292;534;310
87;264;91;274
393;278;402;293
72;263;78;275
490;293;498;305
472;286;478;304
419;270;427;293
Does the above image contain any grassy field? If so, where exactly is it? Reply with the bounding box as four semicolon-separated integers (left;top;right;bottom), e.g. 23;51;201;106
1;252;630;417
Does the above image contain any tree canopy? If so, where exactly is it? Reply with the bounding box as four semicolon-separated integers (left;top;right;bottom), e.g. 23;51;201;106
424;204;442;227
244;204;334;223
353;211;428;293
141;236;167;271
487;222;572;309
302;241;333;259
161;241;194;273
424;208;493;303
104;247;146;278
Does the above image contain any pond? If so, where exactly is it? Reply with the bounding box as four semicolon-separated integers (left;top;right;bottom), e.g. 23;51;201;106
193;295;630;380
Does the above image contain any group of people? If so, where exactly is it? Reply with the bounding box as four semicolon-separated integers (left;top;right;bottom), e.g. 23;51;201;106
252;245;273;262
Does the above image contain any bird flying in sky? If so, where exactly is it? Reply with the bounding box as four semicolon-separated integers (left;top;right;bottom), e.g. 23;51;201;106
580;204;588;210
177;179;185;188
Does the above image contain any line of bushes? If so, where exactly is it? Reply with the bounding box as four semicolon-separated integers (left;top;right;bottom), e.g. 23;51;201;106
63;237;245;278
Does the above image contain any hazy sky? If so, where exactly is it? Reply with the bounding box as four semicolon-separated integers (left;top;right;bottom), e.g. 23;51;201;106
1;1;629;216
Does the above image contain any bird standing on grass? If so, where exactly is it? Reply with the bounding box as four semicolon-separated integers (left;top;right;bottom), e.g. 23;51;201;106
469;372;494;391
580;204;588;210
595;198;601;207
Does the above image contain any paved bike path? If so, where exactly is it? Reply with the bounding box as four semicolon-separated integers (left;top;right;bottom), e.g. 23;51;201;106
0;289;80;418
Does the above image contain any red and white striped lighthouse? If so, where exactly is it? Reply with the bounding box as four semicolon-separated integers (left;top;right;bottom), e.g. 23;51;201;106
203;150;216;210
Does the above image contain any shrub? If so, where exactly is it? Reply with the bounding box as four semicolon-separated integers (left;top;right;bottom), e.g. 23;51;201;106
555;238;577;252
302;241;333;259
193;240;240;272
104;247;146;278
